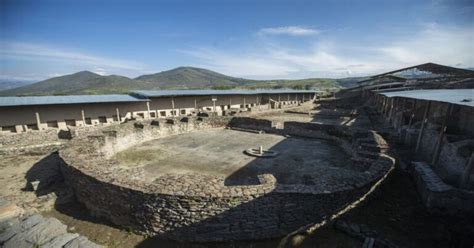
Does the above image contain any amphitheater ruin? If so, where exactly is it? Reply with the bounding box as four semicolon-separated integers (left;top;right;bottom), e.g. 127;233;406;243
1;63;474;247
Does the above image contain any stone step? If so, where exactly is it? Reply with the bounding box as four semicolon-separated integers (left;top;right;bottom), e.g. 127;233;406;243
0;200;103;248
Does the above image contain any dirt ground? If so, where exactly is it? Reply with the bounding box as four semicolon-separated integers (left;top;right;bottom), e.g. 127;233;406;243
112;128;356;186
0;154;56;212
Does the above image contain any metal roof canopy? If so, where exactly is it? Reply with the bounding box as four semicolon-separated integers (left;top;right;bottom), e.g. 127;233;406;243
380;89;474;107
132;89;320;98
0;94;149;107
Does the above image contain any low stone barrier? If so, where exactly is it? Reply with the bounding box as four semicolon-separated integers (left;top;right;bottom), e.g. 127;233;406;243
58;117;394;242
227;117;273;132
409;161;474;217
0;129;61;147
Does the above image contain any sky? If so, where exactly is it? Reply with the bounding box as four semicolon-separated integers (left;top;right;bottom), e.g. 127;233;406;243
0;0;473;81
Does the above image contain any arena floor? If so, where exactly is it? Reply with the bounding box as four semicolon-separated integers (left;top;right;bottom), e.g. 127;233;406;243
112;128;366;186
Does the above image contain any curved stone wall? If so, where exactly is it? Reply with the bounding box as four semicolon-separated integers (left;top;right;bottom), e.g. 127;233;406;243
58;116;395;241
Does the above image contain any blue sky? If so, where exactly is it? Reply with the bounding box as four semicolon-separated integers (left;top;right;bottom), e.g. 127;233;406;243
1;0;473;81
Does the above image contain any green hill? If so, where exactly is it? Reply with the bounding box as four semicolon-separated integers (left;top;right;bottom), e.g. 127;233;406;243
0;71;152;96
135;66;255;87
0;67;364;96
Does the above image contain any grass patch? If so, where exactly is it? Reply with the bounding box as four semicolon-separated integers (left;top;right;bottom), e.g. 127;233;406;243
112;148;163;167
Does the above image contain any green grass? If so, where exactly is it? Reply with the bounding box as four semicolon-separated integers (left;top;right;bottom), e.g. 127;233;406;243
112;148;163;166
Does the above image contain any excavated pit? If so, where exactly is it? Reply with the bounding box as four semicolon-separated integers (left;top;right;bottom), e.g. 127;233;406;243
58;116;395;242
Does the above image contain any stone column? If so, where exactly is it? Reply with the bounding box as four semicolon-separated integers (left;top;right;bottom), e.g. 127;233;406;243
116;108;121;122
35;112;41;130
194;97;197;110
81;110;86;126
146;101;151;119
171;97;175;116
212;96;217;113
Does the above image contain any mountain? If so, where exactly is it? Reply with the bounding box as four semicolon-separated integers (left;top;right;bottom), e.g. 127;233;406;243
0;79;36;91
0;71;152;96
135;67;255;87
0;67;363;96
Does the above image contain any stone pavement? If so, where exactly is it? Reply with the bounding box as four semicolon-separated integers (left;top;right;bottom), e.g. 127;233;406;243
0;199;102;248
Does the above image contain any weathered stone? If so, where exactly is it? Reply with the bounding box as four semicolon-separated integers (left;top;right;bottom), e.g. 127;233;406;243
56;118;394;242
64;236;104;248
43;233;79;247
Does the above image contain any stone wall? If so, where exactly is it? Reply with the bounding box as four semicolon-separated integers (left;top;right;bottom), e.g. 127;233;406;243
58;117;394;242
409;161;474;217
227;117;273;132
373;93;474;215
0;129;60;147
0;129;65;155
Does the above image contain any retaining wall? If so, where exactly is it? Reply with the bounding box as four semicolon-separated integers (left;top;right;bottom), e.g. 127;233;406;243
58;117;394;241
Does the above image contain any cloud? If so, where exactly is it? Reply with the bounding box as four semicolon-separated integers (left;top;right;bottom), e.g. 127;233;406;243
378;23;474;67
178;48;298;78
182;24;474;79
93;67;107;76
259;26;320;36
0;42;144;72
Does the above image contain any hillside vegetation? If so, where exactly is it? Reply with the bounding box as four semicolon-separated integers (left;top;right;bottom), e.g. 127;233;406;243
0;67;364;96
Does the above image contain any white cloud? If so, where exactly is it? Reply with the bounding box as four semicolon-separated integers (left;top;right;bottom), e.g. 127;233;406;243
182;24;474;79
259;26;320;36
0;42;144;72
93;67;107;76
378;24;474;67
178;48;298;78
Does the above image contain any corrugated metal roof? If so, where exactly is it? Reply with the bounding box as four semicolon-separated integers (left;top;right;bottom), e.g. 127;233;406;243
380;89;474;107
0;94;148;107
133;89;320;98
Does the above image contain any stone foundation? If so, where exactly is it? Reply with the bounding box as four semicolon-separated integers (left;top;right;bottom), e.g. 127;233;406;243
58;116;394;242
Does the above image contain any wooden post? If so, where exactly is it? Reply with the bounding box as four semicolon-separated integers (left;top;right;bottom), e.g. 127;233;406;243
388;98;394;121
194;97;197;109
278;94;281;108
376;95;380;112
408;100;417;128
431;104;453;165
382;96;387;114
386;98;392;118
116;108;120;122
35;112;41;130
460;153;474;189
382;97;387;116
415;101;431;153
375;95;380;111
243;96;246;107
